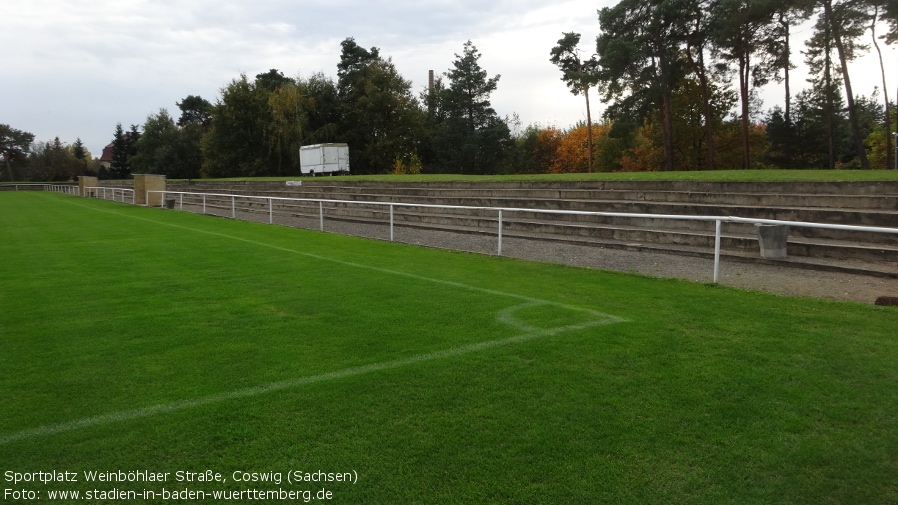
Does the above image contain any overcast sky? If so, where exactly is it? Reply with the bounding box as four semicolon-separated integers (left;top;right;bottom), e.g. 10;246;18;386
4;0;896;157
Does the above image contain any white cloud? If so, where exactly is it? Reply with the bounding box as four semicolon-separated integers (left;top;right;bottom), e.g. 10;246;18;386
2;0;894;157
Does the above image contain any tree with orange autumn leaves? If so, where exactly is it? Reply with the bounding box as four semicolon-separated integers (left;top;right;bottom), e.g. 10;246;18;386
519;115;766;173
548;123;612;173
517;122;622;174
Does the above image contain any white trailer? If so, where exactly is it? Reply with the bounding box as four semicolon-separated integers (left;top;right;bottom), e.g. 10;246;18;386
299;143;350;176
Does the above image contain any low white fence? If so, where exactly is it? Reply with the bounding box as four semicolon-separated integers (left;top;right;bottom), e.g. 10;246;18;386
1;183;78;194
83;186;135;204
149;190;898;284
5;184;131;201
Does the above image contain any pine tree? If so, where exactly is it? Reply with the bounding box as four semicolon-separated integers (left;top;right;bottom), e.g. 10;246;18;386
437;40;510;174
108;123;131;179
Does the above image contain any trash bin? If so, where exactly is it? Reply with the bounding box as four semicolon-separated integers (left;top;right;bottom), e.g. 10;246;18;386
755;224;789;259
164;198;176;209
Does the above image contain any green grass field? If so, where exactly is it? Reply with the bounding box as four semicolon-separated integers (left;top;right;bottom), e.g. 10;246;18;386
200;168;898;183
1;192;896;504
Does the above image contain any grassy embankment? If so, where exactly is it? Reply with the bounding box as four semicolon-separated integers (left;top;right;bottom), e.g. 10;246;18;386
200;169;898;183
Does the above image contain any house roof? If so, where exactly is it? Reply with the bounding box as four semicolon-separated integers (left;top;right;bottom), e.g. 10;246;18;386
99;143;114;162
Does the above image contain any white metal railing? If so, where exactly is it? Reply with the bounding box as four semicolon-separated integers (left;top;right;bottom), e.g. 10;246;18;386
150;190;898;284
48;184;79;195
83;186;135;203
56;185;79;196
3;183;80;195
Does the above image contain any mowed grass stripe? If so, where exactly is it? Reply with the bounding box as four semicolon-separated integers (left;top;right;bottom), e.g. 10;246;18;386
1;192;897;504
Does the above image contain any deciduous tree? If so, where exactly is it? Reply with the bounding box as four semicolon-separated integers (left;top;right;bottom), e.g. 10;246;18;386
132;109;181;176
27;138;82;181
201;74;273;177
337;38;423;173
550;123;612;173
176;95;213;127
0;124;35;181
267;83;309;175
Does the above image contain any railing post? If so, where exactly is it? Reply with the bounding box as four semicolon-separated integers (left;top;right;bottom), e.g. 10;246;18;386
713;220;722;284
269;198;273;224
319;201;324;231
179;193;183;211
497;209;503;256
390;204;394;242
231;196;236;218
203;194;206;214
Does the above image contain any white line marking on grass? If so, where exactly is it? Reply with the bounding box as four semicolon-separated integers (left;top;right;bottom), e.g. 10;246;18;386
1;196;628;445
1;302;623;445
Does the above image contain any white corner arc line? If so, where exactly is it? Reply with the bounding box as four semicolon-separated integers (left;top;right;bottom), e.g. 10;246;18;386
1;308;623;446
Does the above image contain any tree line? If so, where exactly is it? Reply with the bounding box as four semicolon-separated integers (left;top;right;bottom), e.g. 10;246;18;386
577;0;898;171
1;38;511;181
117;38;513;179
3;4;897;182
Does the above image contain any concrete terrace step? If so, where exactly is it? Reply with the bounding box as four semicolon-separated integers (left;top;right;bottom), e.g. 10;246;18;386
173;181;898;211
157;180;898;273
177;179;898;195
172;182;898;214
189;194;898;266
167;183;898;243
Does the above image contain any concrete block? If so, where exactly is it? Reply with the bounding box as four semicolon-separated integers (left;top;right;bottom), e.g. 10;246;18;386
756;224;789;259
133;174;166;206
875;296;898;306
78;176;98;197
